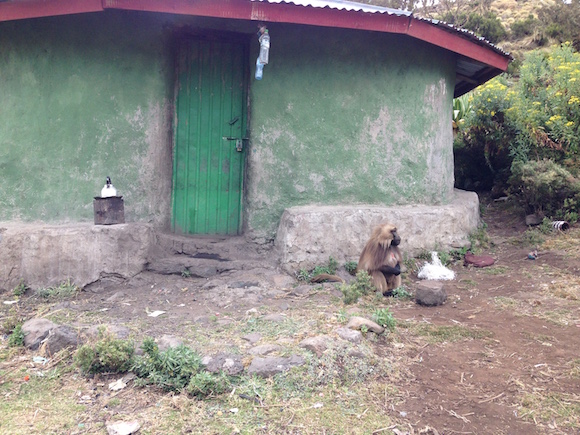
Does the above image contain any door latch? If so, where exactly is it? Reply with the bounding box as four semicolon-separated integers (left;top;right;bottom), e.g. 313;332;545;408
223;137;249;152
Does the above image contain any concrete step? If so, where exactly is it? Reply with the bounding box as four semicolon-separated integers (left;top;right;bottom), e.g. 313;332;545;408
146;255;267;278
147;232;276;278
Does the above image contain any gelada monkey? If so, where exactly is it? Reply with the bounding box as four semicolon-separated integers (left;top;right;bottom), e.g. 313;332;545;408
357;222;403;296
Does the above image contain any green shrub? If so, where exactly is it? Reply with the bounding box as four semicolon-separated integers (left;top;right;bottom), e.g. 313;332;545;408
455;43;580;210
511;15;539;39
75;333;134;375
508;159;580;217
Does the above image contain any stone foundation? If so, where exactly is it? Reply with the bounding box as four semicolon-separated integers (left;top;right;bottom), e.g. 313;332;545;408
0;222;154;290
274;189;480;273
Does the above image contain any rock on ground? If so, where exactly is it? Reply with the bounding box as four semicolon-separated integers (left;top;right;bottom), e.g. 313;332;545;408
22;318;57;350
202;353;244;375
415;281;447;306
41;325;79;355
346;317;385;334
247;355;305;377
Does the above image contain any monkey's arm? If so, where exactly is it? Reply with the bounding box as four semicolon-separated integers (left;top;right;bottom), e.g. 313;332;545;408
379;263;401;276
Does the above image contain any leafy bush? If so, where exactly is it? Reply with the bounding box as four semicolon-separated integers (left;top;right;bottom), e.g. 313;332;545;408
75;333;135;375
510;15;539;39
508;159;580;217
455;43;580;217
439;11;507;43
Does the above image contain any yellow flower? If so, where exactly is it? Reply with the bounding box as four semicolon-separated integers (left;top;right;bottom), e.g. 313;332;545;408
491;111;496;116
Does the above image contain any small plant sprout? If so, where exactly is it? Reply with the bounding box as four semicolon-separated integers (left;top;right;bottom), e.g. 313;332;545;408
372;308;396;332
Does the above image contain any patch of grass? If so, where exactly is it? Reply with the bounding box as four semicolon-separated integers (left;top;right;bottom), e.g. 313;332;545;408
519;227;546;247
296;257;339;281
469;223;491;252
75;331;135;375
545;277;580;301
274;345;387;396
518;391;580;429
241;316;299;338
339;270;375;304
479;265;510;275
37;279;80;299
0;372;87;434
541;227;580;253
412;324;493;343
493;296;520;309
569;359;580;378
458;278;478;289
391;286;412;300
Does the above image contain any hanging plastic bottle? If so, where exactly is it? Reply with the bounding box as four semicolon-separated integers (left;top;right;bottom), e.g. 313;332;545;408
255;57;264;80
259;29;270;65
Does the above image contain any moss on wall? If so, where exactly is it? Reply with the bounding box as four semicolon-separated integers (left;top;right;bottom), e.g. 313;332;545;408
246;24;456;240
0;12;174;225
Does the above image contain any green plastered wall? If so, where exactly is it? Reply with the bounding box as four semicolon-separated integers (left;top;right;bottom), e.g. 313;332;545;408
0;12;174;225
0;12;457;241
246;24;456;240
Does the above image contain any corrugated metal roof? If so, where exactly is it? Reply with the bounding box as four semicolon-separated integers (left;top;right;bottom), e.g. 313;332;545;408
255;0;508;57
251;0;411;16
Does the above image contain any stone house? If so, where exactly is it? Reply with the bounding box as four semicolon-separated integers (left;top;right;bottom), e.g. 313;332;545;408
0;0;510;287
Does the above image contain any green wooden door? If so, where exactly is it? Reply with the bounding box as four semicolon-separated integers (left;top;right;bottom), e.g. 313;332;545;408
173;37;248;235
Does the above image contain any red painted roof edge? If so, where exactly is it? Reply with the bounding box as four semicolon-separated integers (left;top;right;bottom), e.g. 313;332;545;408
0;0;103;22
0;0;510;72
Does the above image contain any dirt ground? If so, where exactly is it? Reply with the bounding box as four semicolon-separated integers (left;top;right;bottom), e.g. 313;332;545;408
2;198;580;434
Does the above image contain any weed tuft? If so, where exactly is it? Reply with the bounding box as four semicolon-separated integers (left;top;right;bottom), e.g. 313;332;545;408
12;280;28;297
7;323;25;347
344;260;358;275
37;279;80;299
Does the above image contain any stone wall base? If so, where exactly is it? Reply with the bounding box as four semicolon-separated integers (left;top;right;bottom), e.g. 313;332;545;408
0;222;154;290
275;189;480;273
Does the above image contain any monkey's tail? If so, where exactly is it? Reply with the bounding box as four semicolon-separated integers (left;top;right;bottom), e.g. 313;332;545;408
309;273;345;283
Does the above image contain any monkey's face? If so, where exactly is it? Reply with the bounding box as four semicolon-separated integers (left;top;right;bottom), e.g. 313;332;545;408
391;230;401;246
375;223;401;248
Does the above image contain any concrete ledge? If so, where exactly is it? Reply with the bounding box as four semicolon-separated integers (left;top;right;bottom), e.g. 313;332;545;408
274;189;480;273
0;222;154;290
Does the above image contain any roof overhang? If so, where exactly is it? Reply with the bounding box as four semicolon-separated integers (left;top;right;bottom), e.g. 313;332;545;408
0;0;511;97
